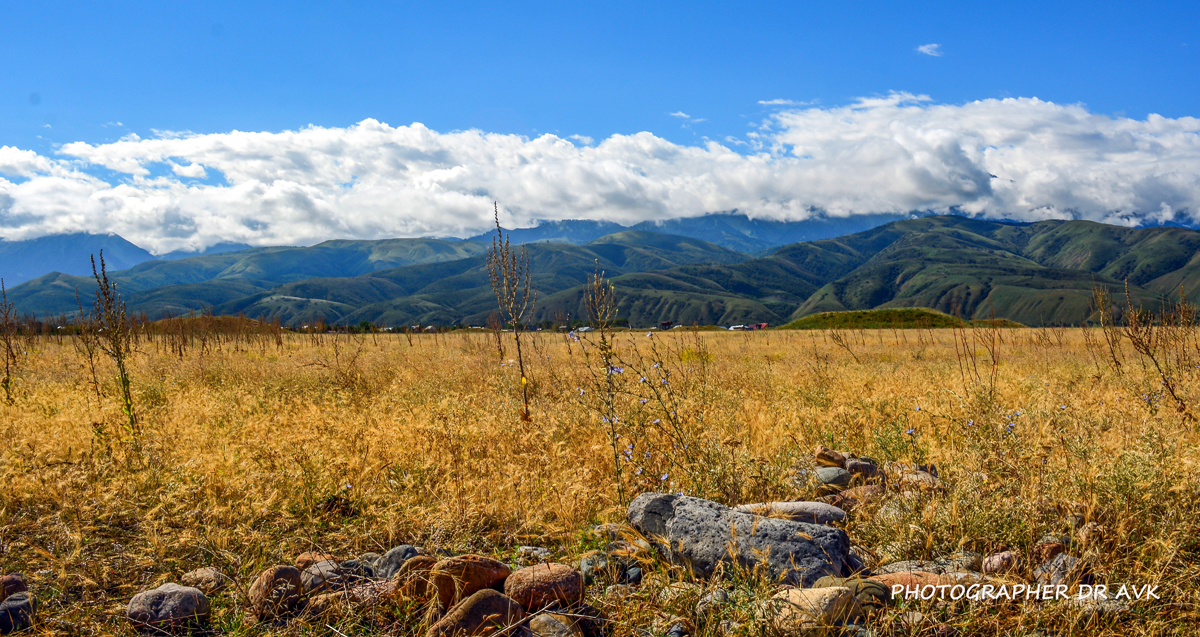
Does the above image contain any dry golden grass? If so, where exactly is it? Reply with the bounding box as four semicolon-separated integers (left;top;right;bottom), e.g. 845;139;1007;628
2;326;1199;635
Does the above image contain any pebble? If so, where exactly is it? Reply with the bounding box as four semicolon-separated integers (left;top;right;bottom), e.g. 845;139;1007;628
430;554;512;610
127;583;210;632
247;565;303;620
427;589;525;637
504;563;583;611
733;501;848;525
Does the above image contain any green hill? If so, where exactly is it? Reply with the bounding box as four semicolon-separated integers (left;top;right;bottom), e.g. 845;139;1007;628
8;216;1200;327
781;308;1023;330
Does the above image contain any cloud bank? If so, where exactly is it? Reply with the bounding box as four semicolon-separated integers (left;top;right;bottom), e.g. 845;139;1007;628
1;92;1198;253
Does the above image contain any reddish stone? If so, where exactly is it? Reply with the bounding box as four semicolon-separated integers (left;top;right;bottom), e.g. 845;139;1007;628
504;563;584;611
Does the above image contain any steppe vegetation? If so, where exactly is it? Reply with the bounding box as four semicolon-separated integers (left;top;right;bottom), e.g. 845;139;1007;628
1;293;1199;635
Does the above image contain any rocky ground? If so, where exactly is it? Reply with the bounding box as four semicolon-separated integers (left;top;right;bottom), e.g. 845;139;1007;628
0;446;1132;636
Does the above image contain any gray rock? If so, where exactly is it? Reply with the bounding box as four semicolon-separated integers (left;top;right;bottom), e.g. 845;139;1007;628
519;546;552;563
815;467;852;489
733;501;847;525
339;558;375;580
302;559;345;595
127;583;210;632
1034;553;1093;587
0;592;35;635
375;544;418;580
628;492;850;587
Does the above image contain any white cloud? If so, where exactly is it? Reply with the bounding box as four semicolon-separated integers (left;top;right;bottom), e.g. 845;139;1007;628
669;111;690;119
0;93;1198;253
758;99;813;106
917;43;943;57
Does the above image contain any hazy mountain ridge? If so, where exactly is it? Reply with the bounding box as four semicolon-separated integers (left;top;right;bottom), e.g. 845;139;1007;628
6;216;1200;327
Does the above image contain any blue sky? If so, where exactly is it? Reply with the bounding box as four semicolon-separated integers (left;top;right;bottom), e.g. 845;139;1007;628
1;2;1199;251
5;1;1197;150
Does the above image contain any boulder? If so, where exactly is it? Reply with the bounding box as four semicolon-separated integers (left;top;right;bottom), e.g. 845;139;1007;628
0;592;35;635
430;555;512;609
247;565;303;620
179;567;231;595
504;563;583;611
628;492;850;587
301;559;345;595
376;544;419;580
295;551;335;571
127;583;210;632
814;446;846;468
529;612;585;637
427;589;525;637
763;587;861;635
0;576;26;604
733;501;847;525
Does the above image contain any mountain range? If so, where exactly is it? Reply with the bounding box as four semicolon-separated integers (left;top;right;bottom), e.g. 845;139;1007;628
4;214;1198;327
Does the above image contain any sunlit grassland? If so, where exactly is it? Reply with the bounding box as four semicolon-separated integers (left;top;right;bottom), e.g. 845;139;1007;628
1;326;1198;635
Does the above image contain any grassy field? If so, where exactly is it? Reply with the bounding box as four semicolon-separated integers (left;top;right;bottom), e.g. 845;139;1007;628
1;323;1198;635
